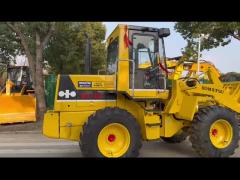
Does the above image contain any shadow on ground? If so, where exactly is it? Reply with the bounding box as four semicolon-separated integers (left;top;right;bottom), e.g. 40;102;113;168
140;138;198;157
0;121;42;132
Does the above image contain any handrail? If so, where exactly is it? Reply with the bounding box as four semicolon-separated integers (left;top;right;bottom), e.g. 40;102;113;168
129;59;135;97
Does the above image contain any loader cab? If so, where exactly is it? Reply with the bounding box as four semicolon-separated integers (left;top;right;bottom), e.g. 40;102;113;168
128;26;169;90
106;25;170;98
7;66;33;92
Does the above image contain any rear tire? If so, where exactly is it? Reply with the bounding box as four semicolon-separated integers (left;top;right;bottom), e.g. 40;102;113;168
79;107;142;158
189;106;239;157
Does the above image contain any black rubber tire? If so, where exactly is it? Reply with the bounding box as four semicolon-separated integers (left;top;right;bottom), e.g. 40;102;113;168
189;106;239;157
79;107;142;158
161;130;188;143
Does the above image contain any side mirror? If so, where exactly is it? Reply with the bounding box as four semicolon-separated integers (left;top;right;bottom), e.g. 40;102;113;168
159;28;170;38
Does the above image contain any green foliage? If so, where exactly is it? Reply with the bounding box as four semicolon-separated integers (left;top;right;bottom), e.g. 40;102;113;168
180;39;199;62
0;23;21;63
220;72;240;82
175;22;240;49
175;22;240;60
45;22;106;74
0;22;55;59
0;22;107;76
44;22;81;74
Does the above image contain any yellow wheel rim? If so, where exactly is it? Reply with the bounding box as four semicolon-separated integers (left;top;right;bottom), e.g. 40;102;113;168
209;119;233;149
97;123;130;157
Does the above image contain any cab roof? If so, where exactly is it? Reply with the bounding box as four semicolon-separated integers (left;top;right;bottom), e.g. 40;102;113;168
127;25;160;32
106;24;161;43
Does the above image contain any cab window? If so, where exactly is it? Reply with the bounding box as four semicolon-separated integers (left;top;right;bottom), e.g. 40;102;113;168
132;34;156;69
107;38;119;74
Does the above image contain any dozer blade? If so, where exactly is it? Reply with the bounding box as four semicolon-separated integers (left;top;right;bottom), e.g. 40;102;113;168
0;95;36;124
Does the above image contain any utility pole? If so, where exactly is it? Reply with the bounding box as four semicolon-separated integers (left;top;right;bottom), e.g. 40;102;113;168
197;34;202;76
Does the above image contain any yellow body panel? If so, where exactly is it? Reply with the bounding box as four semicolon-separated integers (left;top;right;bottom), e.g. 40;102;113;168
118;25;129;60
144;115;161;140
43;111;59;138
60;126;82;141
115;25;131;92
117;60;130;92
175;95;198;120
128;89;169;99
60;111;94;126
55;100;117;112
161;114;186;137
59;111;94;140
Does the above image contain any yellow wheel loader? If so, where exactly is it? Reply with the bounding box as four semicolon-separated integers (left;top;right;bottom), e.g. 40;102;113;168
0;66;36;124
43;24;240;157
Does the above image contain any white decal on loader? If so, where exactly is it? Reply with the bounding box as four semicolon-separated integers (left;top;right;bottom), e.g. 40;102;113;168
58;90;76;99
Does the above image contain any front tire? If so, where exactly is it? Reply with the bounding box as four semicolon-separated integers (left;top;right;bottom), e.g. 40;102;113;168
190;106;239;157
79;107;142;158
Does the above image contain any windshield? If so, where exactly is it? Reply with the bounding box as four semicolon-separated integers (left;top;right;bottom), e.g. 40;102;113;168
7;67;31;86
8;68;22;84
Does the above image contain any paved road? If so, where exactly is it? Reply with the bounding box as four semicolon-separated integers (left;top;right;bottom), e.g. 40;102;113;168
0;132;239;157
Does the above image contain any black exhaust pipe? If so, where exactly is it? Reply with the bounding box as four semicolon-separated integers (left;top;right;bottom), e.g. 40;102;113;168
84;32;91;74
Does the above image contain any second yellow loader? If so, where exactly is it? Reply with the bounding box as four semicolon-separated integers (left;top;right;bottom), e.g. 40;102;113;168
0;65;36;124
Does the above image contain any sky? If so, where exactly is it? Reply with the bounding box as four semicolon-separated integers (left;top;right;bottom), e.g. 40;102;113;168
103;22;240;73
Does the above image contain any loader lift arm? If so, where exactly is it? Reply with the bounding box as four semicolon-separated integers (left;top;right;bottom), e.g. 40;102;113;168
165;62;240;121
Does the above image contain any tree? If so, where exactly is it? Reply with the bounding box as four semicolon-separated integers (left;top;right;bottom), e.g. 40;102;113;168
0;24;20;64
45;22;106;75
4;22;55;121
174;22;240;59
0;22;106;122
220;72;240;82
180;39;199;61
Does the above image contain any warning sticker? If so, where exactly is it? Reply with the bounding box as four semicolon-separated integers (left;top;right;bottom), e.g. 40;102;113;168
92;82;104;88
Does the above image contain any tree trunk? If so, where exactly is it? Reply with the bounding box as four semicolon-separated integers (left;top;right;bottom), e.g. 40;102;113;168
35;33;47;121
